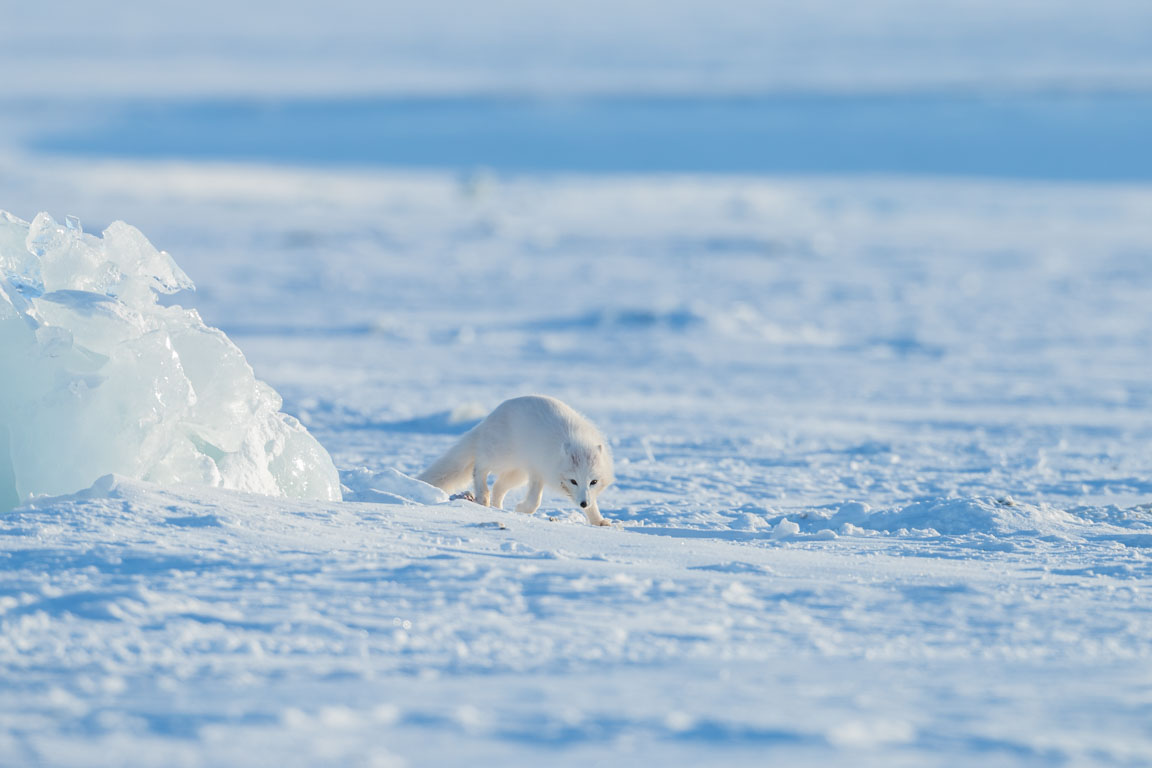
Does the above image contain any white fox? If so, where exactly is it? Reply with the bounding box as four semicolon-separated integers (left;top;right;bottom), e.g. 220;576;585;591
418;395;615;526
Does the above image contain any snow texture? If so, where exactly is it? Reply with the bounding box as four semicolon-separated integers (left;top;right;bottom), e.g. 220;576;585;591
6;0;1152;760
1;160;1151;766
0;211;341;511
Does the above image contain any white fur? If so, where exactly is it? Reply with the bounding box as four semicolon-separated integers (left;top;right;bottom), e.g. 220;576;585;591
418;395;615;526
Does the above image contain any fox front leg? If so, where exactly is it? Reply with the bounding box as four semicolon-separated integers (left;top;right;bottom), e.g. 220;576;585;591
583;504;612;526
491;469;527;509
514;475;544;516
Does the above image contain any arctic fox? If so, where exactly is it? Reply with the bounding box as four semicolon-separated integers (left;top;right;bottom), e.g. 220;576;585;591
418;395;615;526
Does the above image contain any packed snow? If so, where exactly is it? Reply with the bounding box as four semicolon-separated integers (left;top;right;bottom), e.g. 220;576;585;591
1;158;1150;766
0;210;340;512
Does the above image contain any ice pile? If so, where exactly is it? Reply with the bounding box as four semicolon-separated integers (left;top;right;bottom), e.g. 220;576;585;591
0;211;341;512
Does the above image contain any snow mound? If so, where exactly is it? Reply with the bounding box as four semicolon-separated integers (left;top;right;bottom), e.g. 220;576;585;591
830;497;1078;537
0;211;341;511
340;467;448;505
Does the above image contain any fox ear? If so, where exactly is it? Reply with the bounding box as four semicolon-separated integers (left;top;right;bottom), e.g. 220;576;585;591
597;444;604;453
561;441;577;463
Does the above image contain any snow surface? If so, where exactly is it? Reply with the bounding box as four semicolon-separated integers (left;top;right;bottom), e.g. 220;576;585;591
2;159;1152;765
0;210;340;510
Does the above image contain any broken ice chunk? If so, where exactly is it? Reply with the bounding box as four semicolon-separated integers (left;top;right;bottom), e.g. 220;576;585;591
0;210;341;511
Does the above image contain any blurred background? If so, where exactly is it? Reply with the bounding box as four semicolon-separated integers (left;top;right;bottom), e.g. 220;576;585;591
2;0;1151;179
3;0;1147;503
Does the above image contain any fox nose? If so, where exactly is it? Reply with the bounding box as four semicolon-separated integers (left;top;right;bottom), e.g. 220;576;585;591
580;501;588;508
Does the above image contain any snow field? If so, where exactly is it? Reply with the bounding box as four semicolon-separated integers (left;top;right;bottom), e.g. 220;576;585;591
2;477;1150;767
1;158;1151;765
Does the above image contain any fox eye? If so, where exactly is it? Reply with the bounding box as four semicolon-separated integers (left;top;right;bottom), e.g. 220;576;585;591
590;479;598;486
569;479;577;485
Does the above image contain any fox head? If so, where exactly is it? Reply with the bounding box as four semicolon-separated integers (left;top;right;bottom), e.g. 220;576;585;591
558;441;614;512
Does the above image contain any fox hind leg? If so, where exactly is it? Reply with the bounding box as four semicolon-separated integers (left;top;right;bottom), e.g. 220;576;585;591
491;469;527;509
472;463;492;507
514;474;544;516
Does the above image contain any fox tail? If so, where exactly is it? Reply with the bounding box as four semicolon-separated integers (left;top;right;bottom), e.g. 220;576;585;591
417;427;478;492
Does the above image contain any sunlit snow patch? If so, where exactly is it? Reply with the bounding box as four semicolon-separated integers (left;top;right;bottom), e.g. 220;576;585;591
829;496;1079;537
340;467;448;505
0;210;341;511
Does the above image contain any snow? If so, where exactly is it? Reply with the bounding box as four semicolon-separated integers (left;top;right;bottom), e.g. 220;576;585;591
0;210;340;511
4;3;1152;755
1;158;1150;765
340;467;448;506
3;472;1151;766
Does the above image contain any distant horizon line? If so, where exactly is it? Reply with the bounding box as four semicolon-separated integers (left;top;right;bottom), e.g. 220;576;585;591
8;74;1152;105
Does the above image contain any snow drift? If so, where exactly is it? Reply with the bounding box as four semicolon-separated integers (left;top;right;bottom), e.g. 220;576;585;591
828;497;1081;537
0;210;341;511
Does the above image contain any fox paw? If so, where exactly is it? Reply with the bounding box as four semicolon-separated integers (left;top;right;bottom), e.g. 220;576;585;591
592;518;613;527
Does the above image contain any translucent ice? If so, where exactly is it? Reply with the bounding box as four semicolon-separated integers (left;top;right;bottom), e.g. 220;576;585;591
0;210;341;511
